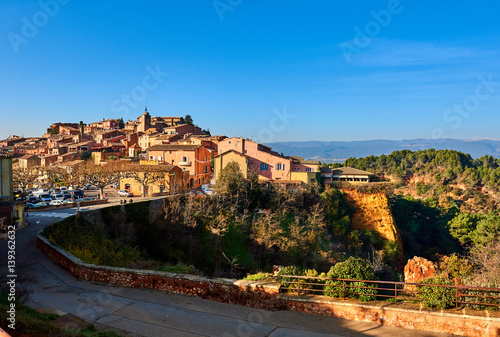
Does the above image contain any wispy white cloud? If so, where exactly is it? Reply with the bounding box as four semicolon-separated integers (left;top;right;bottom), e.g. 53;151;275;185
349;38;500;67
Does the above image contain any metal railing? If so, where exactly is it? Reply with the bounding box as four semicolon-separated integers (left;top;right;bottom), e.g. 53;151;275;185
278;275;500;309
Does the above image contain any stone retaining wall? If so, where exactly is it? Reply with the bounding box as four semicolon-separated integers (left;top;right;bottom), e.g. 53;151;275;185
37;227;500;337
281;295;500;337
36;234;282;310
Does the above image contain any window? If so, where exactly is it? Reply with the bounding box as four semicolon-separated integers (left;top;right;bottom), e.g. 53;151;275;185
260;163;268;171
125;184;131;191
204;166;208;173
276;163;285;170
182;156;189;162
306;168;312;172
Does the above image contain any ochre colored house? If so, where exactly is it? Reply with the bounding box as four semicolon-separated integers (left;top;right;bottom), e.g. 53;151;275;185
214;150;248;179
146;144;211;188
119;164;183;196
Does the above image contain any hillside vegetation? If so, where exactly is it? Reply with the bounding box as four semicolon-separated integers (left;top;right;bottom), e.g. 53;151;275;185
329;149;500;288
336;148;500;212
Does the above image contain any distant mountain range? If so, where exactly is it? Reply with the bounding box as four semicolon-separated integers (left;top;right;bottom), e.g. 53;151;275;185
265;139;500;163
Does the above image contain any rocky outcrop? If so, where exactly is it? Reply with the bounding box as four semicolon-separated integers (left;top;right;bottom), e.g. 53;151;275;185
342;189;403;260
404;256;437;284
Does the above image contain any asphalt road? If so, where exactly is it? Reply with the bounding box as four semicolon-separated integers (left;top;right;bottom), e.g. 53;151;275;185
0;203;454;337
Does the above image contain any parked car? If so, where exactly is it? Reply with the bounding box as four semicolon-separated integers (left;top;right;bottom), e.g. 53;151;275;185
33;189;49;197
36;202;49;207
25;202;39;209
81;197;93;201
62;191;71;200
49;200;64;206
51;193;65;201
60;186;68;192
26;196;39;203
201;188;214;195
38;193;52;203
72;189;84;199
117;190;133;197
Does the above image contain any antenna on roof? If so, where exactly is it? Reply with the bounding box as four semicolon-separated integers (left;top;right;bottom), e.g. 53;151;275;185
144;103;148;112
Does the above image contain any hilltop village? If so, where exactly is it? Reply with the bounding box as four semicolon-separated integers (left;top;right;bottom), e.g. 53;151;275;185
1;108;371;193
0;108;372;230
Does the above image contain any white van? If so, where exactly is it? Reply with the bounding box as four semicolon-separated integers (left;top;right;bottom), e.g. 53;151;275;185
33;189;49;197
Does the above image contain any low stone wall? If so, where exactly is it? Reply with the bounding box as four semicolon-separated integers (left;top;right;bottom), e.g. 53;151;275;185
37;226;500;337
281;295;500;337
36;234;282;310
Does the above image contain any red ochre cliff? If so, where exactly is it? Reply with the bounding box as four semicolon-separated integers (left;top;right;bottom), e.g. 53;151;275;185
342;188;404;261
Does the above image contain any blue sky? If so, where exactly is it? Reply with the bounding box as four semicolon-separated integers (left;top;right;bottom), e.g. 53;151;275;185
1;0;500;142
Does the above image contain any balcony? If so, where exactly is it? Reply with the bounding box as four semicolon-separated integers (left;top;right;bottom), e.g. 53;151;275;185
178;160;191;166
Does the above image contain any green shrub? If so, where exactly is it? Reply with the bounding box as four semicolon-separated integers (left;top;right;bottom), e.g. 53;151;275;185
324;257;377;301
382;240;399;265
303;269;326;295
243;273;272;281
44;216;146;268
439;254;473;280
276;266;303;292
416;182;433;196
417;276;455;309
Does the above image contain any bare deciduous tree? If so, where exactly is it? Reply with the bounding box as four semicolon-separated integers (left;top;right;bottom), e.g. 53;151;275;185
81;160;123;198
469;241;500;288
45;164;84;188
13;166;41;199
124;164;165;197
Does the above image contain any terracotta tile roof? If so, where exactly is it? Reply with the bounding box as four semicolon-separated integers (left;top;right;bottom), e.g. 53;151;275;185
127;164;179;172
0;150;12;158
19;154;38;159
214;149;248;158
147;144;201;151
332;167;373;176
288;156;320;165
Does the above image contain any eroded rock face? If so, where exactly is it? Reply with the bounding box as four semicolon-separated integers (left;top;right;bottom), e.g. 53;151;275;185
404;256;437;284
342;189;404;261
